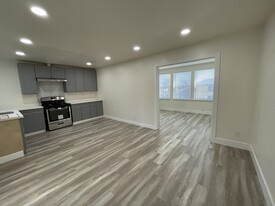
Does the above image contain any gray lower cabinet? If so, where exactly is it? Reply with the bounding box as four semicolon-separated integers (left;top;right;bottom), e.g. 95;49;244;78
96;101;104;116
81;103;91;120
64;68;76;92
75;69;85;92
71;105;82;122
84;69;97;91
20;109;46;134
71;101;103;123
51;66;65;79
35;65;51;78
17;63;38;94
90;102;97;117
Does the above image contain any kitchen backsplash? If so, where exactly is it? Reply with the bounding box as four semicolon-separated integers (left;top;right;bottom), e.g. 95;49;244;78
65;91;98;101
21;85;99;107
38;82;64;99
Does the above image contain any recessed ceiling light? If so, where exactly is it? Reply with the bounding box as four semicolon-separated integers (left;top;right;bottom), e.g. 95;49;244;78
105;56;111;61
133;46;141;51
30;6;48;17
86;62;92;66
20;38;33;45
180;28;191;36
15;51;26;56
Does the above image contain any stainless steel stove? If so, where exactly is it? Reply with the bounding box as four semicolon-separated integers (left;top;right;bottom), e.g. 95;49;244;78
41;96;72;131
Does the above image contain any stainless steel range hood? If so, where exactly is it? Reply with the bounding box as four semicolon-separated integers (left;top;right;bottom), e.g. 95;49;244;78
36;78;67;82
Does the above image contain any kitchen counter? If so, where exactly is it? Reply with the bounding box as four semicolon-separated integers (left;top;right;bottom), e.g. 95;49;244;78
18;105;43;111
67;99;103;105
0;110;24;122
1;99;102;112
0;110;25;164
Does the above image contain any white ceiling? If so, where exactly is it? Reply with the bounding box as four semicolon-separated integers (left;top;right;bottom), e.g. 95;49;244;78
0;0;274;68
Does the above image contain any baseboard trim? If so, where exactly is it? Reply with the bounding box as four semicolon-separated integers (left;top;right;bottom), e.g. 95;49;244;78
104;115;157;130
25;130;46;137
160;107;212;115
73;116;104;125
0;151;24;165
211;137;274;205
210;137;250;150
249;145;274;206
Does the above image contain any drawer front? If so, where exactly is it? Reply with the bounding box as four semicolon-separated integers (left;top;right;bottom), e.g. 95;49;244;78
20;109;44;117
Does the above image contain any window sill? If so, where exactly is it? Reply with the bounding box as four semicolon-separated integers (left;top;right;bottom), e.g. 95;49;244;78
160;98;213;102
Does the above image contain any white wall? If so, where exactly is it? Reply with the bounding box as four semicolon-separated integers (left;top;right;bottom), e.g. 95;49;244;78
98;26;263;142
0;59;38;110
0;59;98;110
160;100;212;114
251;12;275;203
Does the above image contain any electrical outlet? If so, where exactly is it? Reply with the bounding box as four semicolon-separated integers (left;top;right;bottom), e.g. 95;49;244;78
234;131;241;138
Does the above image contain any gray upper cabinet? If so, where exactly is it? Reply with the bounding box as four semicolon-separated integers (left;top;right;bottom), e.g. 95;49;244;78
84;69;97;91
17;62;98;94
64;68;76;92
17;63;38;94
35;65;51;78
51;66;65;79
75;69;85;92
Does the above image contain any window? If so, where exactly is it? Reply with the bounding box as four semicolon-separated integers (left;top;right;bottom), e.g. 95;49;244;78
173;72;191;99
159;74;171;99
194;69;215;100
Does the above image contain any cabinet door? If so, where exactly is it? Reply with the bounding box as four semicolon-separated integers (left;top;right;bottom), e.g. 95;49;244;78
71;105;82;122
81;103;91;120
17;63;38;94
20;109;46;134
84;69;97;91
90;102;97;118
75;69;85;92
91;70;98;91
64;68;76;92
96;101;103;116
51;66;65;79
35;65;51;78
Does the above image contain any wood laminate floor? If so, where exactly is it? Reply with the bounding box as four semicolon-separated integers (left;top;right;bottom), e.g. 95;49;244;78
0;111;265;206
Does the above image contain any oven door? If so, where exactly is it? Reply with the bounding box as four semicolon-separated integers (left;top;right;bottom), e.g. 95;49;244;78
47;106;71;123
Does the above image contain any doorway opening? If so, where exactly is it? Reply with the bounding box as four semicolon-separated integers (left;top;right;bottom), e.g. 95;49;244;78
154;54;220;141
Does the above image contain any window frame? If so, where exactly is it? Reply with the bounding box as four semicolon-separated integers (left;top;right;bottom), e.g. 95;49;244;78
194;68;215;101
159;73;172;100
159;68;214;102
172;71;192;100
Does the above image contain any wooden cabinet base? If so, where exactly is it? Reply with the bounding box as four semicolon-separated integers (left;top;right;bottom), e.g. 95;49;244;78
0;119;24;162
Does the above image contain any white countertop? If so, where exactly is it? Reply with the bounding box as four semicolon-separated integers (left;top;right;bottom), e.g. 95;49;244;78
0;110;24;122
67;99;103;104
18;105;43;111
0;99;103;112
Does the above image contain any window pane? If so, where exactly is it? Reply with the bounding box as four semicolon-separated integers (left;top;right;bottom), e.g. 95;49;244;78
159;74;171;99
173;72;191;99
194;69;215;100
